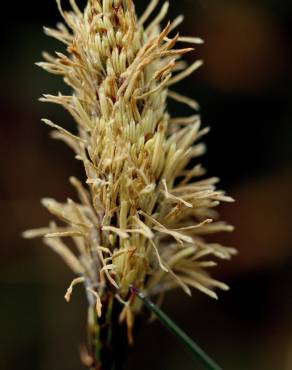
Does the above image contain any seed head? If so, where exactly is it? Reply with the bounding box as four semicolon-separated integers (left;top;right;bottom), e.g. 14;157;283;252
24;0;236;325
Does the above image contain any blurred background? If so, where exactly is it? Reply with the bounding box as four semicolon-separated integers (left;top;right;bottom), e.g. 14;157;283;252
1;0;292;369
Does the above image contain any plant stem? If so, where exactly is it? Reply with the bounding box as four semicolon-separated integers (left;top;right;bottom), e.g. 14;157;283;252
88;294;129;370
131;286;222;370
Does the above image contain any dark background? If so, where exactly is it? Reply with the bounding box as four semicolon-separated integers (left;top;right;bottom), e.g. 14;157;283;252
1;0;292;369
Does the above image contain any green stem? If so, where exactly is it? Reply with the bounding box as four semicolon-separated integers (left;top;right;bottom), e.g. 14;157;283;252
131;286;222;370
89;294;129;370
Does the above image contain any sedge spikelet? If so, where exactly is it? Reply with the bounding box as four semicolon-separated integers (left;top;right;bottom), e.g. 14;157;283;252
24;0;236;362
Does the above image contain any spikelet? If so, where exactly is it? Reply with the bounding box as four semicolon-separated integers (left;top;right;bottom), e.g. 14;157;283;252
24;0;236;325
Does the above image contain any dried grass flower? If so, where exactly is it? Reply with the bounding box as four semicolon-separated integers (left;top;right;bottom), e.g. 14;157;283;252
24;0;236;364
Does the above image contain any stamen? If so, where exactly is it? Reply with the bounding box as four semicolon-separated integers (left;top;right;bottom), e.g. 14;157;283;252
65;277;85;302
